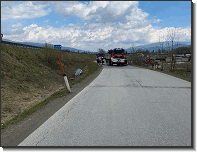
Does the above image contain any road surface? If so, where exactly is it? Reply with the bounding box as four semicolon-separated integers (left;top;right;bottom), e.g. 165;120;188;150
18;65;191;146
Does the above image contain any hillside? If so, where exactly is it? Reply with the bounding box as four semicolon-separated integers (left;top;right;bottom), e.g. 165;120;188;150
2;39;90;53
125;41;191;52
1;44;98;125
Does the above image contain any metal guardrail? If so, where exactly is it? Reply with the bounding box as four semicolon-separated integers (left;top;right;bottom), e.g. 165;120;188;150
1;40;93;54
1;40;94;54
1;40;44;49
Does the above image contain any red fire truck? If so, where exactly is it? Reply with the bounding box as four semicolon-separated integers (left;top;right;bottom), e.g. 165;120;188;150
106;48;128;66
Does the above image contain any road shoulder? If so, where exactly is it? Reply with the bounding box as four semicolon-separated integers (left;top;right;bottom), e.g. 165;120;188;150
1;66;103;146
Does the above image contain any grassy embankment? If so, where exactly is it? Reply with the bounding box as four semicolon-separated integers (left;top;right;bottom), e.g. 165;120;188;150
1;44;99;129
126;55;191;82
133;64;191;82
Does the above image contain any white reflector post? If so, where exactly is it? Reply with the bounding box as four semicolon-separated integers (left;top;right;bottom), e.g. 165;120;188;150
64;75;71;92
57;55;71;93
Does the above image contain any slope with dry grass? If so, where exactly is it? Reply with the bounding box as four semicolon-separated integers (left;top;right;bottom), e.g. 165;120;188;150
1;44;98;126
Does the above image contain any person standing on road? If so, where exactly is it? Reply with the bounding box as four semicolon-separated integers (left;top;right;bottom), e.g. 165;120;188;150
97;56;99;65
97;56;101;65
101;57;103;65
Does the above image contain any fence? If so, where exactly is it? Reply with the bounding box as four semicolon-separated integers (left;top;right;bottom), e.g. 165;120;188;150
151;61;191;76
1;40;93;54
1;40;44;49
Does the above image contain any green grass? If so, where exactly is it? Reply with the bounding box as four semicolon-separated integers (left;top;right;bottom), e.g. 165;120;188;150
1;44;99;130
23;97;30;101
1;64;99;130
156;69;191;82
2;106;12;113
72;63;99;85
131;64;191;82
1;44;98;128
1;89;69;130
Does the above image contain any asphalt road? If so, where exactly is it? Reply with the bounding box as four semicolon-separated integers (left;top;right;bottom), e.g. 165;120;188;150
18;65;191;146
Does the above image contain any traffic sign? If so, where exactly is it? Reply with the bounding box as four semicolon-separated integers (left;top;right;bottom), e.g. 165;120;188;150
54;45;61;49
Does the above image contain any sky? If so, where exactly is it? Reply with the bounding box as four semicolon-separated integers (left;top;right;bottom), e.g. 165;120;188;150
1;1;192;52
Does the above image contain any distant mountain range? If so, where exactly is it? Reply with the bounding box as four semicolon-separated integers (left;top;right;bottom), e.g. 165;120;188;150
2;39;191;53
2;39;89;53
125;41;191;52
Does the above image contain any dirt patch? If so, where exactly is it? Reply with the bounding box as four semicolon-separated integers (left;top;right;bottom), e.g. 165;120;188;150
1;66;103;146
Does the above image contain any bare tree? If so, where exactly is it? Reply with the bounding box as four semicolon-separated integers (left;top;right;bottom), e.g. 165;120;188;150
167;27;176;71
158;33;165;70
131;43;135;53
166;41;171;54
45;42;53;49
158;34;165;52
98;48;106;54
175;33;180;53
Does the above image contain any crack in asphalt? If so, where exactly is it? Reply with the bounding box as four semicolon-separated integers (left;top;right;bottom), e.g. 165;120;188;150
35;130;49;146
34;109;71;146
129;72;149;95
34;102;77;146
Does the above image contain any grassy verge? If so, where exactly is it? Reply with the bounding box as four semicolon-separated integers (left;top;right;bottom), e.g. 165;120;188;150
72;63;99;85
154;68;191;82
131;64;191;82
1;89;69;130
1;62;99;130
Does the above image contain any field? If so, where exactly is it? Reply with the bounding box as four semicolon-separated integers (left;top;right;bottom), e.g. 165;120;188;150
130;60;191;82
157;61;191;82
1;44;99;127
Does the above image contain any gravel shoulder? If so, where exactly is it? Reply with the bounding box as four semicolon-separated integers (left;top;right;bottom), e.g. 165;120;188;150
1;66;103;147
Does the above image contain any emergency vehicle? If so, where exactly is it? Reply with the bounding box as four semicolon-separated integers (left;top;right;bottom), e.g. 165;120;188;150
96;53;105;64
106;48;128;66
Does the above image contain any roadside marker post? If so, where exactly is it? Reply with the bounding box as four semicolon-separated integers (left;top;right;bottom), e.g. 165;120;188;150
57;55;71;92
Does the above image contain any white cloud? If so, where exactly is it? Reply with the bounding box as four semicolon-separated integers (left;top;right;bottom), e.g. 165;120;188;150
43;20;49;23
51;1;144;25
147;25;191;44
4;22;24;35
4;21;190;52
2;1;191;52
12;22;22;29
1;1;52;21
